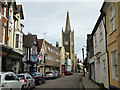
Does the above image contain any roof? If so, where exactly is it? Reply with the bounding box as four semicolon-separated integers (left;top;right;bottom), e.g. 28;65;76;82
91;13;104;36
65;11;71;32
38;39;44;51
0;72;15;75
23;33;37;48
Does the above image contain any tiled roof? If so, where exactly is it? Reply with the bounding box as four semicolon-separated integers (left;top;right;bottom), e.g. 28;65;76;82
38;39;44;51
23;33;37;47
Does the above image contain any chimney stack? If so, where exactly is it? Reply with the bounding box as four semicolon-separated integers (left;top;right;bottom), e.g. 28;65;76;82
56;42;59;48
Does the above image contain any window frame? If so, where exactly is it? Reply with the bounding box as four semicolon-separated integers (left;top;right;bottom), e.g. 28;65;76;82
111;49;118;80
99;23;103;42
3;7;6;17
109;4;116;34
2;25;6;44
15;34;19;48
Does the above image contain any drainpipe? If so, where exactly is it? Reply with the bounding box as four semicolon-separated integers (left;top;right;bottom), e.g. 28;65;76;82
103;13;110;89
7;2;10;45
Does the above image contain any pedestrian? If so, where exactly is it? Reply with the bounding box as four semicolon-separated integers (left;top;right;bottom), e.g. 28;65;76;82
18;68;22;73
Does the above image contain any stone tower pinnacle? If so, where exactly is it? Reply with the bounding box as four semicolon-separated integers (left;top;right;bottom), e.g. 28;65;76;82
65;11;71;32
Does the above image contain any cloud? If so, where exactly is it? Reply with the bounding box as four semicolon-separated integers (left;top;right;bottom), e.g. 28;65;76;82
21;2;103;60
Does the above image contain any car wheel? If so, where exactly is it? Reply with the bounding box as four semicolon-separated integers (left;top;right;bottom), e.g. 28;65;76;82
43;79;45;83
21;85;24;90
38;80;41;85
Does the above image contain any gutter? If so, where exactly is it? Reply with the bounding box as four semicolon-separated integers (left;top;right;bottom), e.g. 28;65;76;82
103;12;110;89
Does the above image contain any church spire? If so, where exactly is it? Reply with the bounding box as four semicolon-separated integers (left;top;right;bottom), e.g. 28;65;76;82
65;11;71;32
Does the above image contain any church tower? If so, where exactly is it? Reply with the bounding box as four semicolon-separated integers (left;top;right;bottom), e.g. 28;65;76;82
62;11;74;71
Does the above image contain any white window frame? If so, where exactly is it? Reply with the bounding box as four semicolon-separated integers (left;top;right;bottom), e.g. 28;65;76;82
99;23;103;41
2;26;6;44
103;59;106;77
9;10;12;22
15;34;19;48
111;49;118;80
109;4;115;34
3;7;6;17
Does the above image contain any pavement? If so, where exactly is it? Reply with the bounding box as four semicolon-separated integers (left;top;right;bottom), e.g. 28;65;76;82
79;73;102;90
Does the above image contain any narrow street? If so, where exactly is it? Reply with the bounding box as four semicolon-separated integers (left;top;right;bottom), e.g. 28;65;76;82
34;73;81;89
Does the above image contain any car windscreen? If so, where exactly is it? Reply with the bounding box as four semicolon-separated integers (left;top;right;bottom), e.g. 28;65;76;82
17;75;24;80
45;72;52;74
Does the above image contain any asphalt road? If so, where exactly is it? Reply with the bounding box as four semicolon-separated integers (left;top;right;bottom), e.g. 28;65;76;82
33;73;81;89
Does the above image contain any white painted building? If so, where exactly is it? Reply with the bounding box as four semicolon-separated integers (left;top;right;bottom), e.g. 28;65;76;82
3;1;24;73
92;13;109;88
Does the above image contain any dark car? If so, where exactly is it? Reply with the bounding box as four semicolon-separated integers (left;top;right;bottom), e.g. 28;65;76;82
64;71;73;75
30;72;45;85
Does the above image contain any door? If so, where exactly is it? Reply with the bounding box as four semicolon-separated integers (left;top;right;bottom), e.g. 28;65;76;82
28;74;35;87
96;57;101;83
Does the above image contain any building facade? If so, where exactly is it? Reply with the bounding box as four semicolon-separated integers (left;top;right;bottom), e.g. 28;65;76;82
91;13;109;88
87;34;95;81
37;39;60;74
101;2;120;89
22;33;38;73
62;11;75;72
0;1;24;73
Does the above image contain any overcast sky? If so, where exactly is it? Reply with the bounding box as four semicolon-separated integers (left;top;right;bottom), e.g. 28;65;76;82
17;1;104;61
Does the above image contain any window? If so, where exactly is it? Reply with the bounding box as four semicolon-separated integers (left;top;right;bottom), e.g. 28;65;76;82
5;74;16;80
3;7;6;17
109;5;115;33
111;50;118;80
9;10;12;22
2;26;5;44
15;20;19;30
15;34;19;48
94;34;97;47
20;35;22;50
97;57;100;64
99;23;103;41
103;60;106;77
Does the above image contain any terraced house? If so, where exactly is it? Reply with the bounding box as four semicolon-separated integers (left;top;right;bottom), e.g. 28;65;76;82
38;39;60;73
0;0;24;73
91;13;109;88
101;1;120;89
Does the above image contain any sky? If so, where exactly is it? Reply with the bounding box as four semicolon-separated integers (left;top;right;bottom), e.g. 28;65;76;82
17;0;104;61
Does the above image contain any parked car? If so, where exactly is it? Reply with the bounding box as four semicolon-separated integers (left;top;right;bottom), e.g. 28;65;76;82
54;71;60;78
64;71;71;75
0;72;22;90
17;73;35;90
30;72;45;85
45;71;56;79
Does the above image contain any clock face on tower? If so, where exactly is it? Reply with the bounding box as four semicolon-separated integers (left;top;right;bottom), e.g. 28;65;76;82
65;41;69;45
